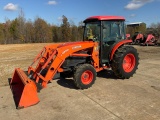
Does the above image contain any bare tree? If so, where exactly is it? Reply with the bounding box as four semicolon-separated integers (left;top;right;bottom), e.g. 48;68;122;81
61;15;71;42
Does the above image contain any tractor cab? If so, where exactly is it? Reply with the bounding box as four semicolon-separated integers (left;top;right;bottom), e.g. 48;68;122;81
83;16;126;64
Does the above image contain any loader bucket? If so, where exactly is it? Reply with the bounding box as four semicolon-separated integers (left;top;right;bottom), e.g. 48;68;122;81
10;68;39;109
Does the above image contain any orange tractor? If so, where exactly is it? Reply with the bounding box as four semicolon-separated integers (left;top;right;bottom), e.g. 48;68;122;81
132;32;158;46
10;16;139;109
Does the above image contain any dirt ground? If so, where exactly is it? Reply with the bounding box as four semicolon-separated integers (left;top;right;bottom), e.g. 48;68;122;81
0;43;50;86
0;43;159;86
0;43;160;120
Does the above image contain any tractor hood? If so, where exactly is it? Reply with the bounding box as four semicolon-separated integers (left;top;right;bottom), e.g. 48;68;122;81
45;41;96;52
58;41;94;47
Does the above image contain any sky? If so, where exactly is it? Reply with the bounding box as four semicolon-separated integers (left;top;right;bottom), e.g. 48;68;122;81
0;0;160;26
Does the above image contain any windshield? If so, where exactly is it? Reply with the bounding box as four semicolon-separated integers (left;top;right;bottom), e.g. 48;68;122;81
83;20;125;43
102;21;125;42
83;21;100;41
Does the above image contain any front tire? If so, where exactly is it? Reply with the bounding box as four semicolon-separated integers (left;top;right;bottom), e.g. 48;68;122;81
73;64;96;89
111;46;139;79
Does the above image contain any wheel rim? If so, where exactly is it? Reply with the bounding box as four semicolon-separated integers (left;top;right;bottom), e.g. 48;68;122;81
81;70;93;85
123;53;136;73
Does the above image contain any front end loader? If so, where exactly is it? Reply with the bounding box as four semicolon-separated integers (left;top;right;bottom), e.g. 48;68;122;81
10;16;139;109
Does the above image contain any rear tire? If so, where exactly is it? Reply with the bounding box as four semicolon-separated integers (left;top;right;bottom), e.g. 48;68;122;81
73;64;96;89
111;46;139;79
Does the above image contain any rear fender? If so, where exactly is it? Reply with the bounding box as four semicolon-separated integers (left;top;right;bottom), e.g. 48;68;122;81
110;40;132;60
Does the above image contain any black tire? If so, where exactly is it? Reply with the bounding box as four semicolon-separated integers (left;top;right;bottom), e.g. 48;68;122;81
73;64;96;89
111;45;139;79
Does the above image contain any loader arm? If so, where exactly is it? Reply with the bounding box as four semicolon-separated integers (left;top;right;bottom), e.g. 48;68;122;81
28;41;99;88
10;41;99;109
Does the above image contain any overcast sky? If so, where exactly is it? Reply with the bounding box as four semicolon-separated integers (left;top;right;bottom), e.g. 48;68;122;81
0;0;160;26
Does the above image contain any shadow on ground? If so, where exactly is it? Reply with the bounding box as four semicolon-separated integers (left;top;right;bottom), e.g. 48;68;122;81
56;69;119;89
97;69;118;79
57;78;78;89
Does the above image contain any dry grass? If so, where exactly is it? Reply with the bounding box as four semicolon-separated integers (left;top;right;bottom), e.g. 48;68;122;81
134;45;160;60
0;43;160;86
0;43;50;86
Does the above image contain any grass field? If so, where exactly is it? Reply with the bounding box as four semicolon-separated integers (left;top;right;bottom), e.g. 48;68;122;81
0;43;50;86
0;43;160;86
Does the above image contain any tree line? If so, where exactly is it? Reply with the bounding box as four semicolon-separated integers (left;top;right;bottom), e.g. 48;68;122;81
146;23;160;37
0;12;160;44
0;14;84;44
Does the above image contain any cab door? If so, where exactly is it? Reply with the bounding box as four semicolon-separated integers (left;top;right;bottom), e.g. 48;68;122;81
101;21;125;64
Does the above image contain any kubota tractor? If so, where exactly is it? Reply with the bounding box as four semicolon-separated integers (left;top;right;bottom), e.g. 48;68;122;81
10;16;139;109
132;32;145;44
141;34;158;46
132;32;158;46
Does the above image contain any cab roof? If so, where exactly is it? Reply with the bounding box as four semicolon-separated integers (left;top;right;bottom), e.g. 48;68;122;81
84;16;125;23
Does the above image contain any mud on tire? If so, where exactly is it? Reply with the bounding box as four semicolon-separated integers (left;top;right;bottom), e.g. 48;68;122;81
111;45;139;79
